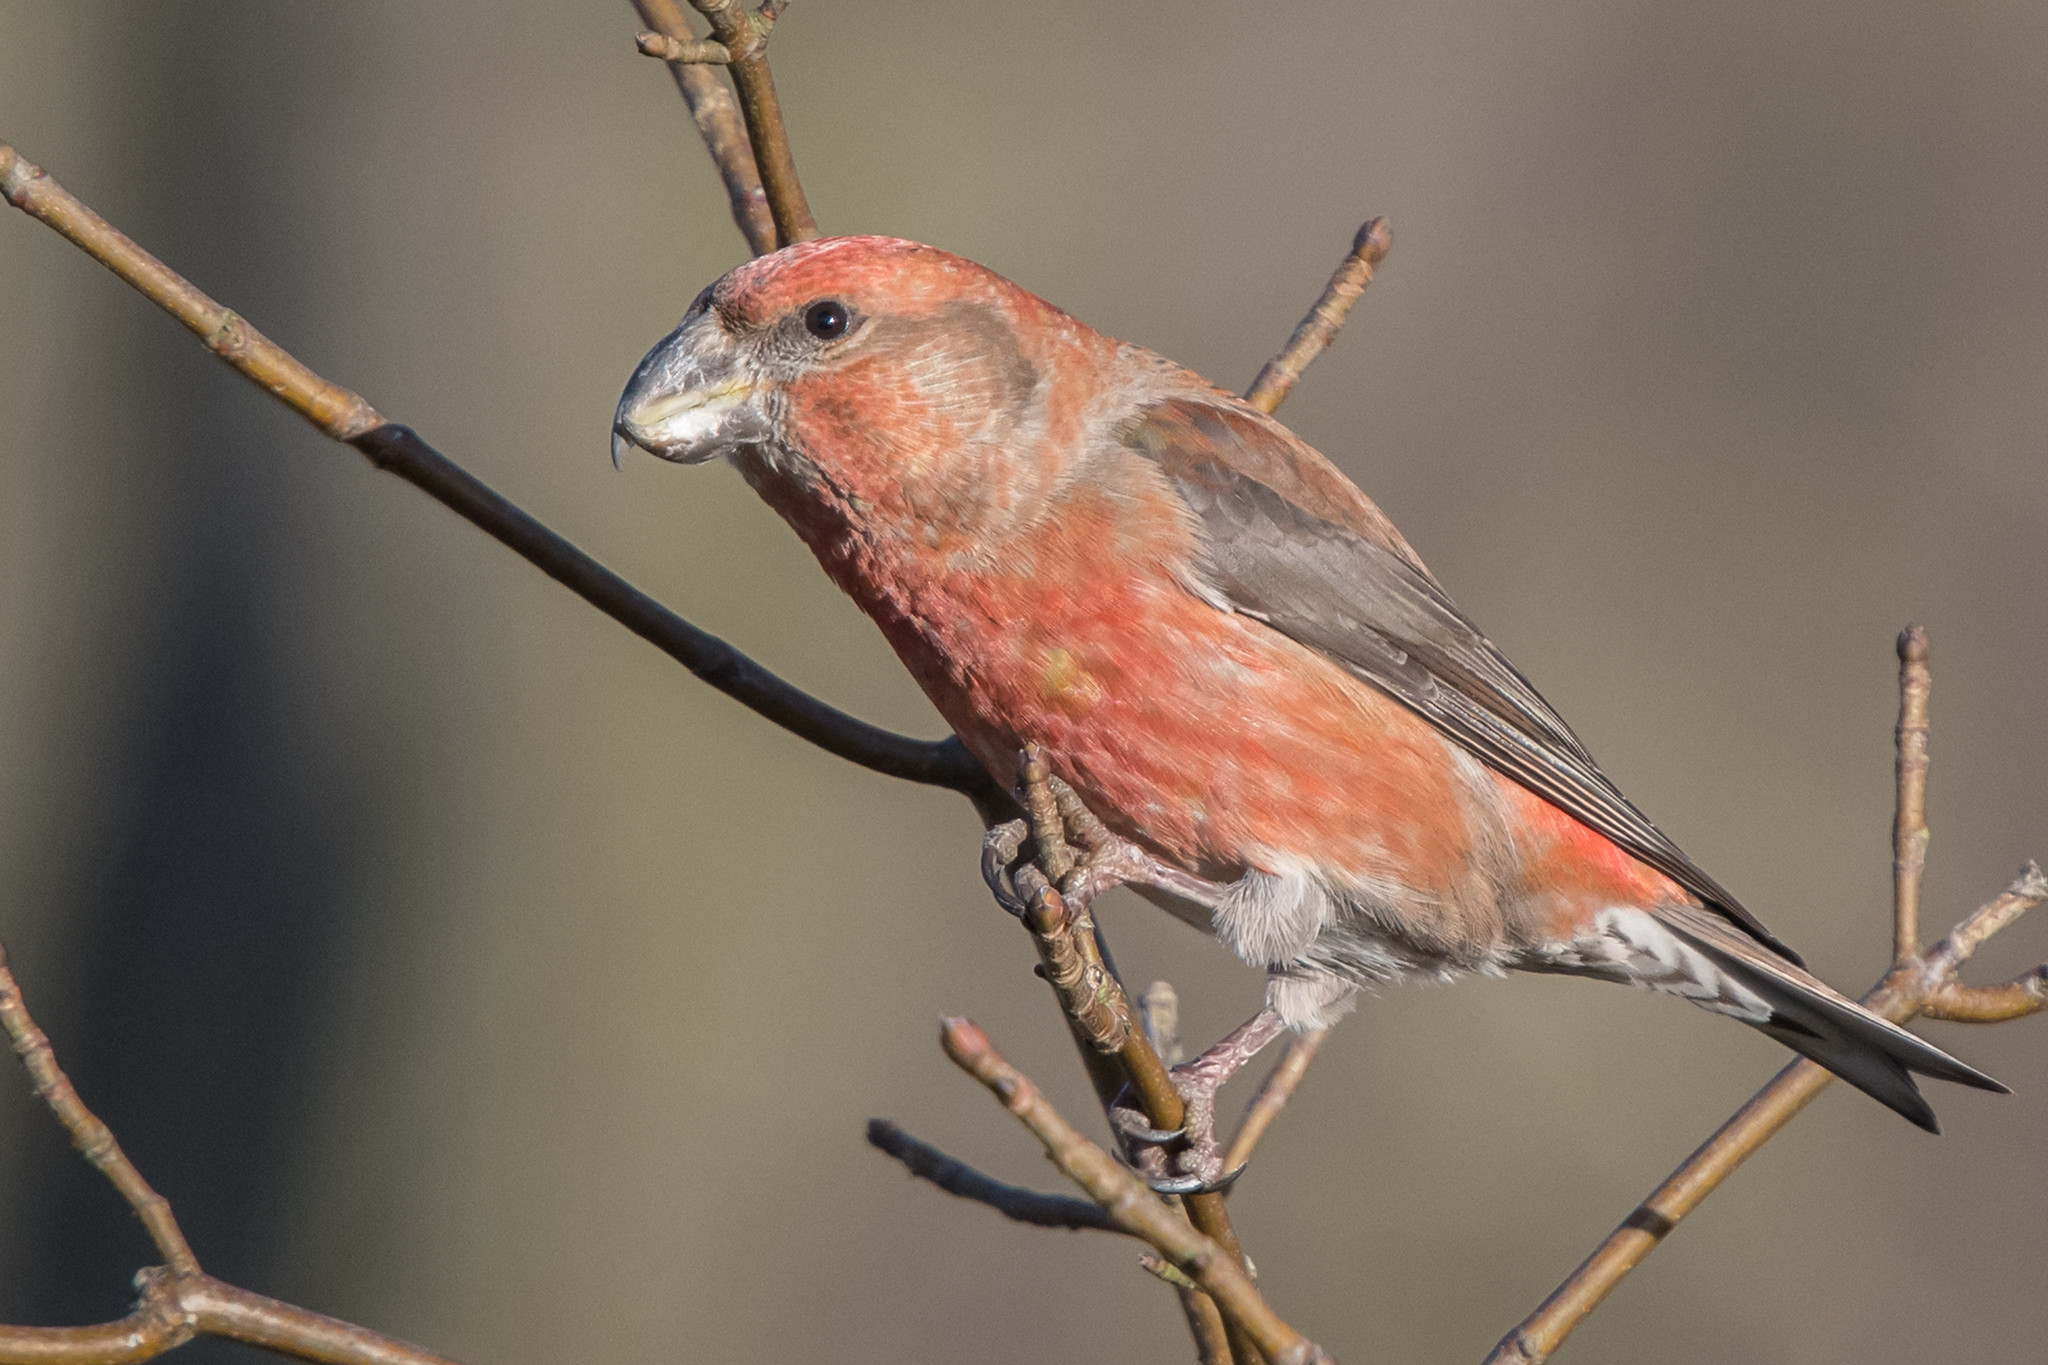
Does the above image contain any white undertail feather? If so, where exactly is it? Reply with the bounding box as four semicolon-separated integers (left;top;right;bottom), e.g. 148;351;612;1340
1592;907;1772;1022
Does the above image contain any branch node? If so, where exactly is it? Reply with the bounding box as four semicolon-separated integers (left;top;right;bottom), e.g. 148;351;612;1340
0;143;35;205
1141;1252;1201;1291
635;30;732;63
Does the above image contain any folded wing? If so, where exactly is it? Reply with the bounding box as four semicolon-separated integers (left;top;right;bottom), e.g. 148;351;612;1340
1123;395;1801;963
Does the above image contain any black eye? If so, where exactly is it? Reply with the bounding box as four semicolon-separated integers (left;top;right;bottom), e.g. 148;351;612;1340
803;299;850;340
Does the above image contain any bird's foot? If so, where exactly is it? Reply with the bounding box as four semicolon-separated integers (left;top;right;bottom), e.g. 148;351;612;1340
981;750;1228;919
1115;1007;1289;1193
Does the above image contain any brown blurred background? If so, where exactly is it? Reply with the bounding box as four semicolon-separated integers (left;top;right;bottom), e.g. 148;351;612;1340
1;2;2044;1361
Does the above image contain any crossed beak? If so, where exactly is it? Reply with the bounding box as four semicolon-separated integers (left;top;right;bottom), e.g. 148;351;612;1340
611;314;771;467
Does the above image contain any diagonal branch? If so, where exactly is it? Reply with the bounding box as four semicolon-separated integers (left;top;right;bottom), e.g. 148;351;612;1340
940;1017;1336;1365
1485;627;2045;1365
1243;218;1391;415
0;139;1006;817
0;944;197;1277
1221;1030;1326;1175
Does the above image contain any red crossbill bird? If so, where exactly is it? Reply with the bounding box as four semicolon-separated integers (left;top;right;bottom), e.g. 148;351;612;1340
613;235;2001;1146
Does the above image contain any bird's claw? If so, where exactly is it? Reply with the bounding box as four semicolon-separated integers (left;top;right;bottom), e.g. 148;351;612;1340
1109;1103;1184;1147
980;818;1030;917
1117;1007;1289;1192
1145;1163;1249;1197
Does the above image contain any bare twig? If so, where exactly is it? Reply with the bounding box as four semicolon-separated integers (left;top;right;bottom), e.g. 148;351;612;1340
0;140;1007;817
1243;218;1391;416
1016;874;1132;1053
864;1119;1115;1232
940;1018;1335;1365
1221;1030;1325;1175
1486;630;2045;1365
686;0;817;247
631;0;776;255
1894;625;1931;963
1913;862;2048;980
0;943;463;1365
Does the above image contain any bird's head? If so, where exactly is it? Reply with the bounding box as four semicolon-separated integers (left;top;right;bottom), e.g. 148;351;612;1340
612;236;1133;543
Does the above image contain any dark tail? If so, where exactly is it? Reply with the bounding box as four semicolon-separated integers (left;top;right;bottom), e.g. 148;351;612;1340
1660;903;2006;1133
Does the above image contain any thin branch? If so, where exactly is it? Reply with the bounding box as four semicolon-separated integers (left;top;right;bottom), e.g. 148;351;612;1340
0;140;1006;815
1487;631;2044;1365
686;0;817;247
1242;218;1391;416
630;1;777;255
864;1118;1115;1232
1914;861;2048;979
1221;1030;1325;1175
1894;625;1931;963
0;945;197;1277
940;1018;1335;1365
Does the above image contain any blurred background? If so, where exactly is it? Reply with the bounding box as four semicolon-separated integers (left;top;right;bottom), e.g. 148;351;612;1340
1;2;2044;1361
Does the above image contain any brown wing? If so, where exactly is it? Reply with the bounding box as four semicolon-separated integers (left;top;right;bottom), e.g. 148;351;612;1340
1124;395;1803;966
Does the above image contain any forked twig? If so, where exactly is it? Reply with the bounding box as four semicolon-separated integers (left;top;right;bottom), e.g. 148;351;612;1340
631;0;775;255
683;0;816;247
0;945;464;1365
1486;627;2046;1365
1006;751;1263;1364
941;1018;1336;1365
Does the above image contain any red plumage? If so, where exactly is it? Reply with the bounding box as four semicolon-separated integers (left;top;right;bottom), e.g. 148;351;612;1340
614;235;2001;1132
